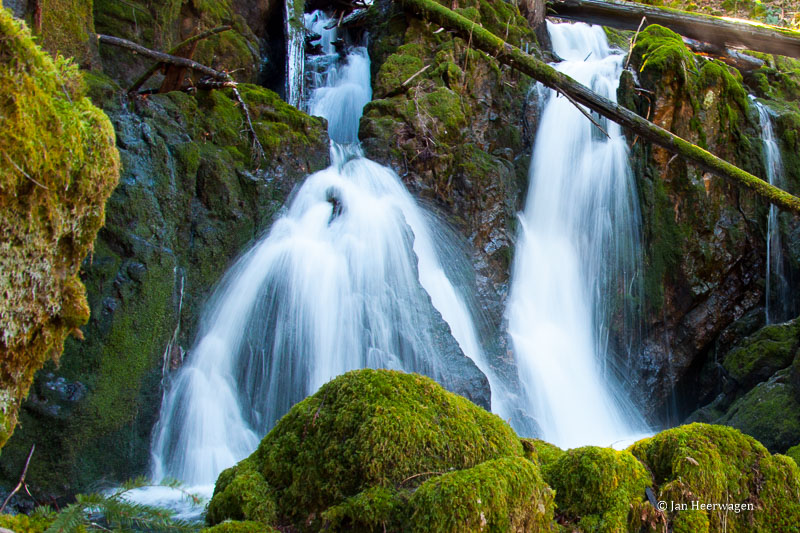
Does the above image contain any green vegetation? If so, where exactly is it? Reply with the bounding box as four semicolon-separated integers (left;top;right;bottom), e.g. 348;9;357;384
630;423;800;532
543;447;650;532
722;318;799;387
0;8;119;448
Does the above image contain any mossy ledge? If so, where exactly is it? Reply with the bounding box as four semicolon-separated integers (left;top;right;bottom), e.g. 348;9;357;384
0;9;120;448
208;371;800;532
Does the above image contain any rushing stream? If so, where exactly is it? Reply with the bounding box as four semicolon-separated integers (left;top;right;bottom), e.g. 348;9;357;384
506;22;649;449
132;15;657;517
142;12;506;511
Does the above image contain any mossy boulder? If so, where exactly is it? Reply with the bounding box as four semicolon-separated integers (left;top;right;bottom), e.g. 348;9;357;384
542;446;650;533
202;521;277;533
0;84;328;495
722;318;800;388
786;443;800;466
630;423;800;532
0;9;119;449
207;369;528;531
407;456;555;532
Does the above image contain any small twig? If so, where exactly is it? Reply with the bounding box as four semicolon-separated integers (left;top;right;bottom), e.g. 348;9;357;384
231;86;265;165
0;444;35;513
402;64;431;86
399;471;445;486
2;151;49;189
561;91;610;138
625;16;647;69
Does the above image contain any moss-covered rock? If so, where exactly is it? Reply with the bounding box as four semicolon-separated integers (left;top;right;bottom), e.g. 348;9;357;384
520;437;565;468
722;317;799;388
623;24;768;414
202;520;278;533
0;9;119;449
717;371;800;452
0;84;328;495
630;423;800;532
408;456;555;532
207;369;525;531
543;446;650;533
786;443;800;466
93;0;261;86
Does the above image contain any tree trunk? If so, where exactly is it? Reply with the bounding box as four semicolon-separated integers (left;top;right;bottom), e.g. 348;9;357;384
547;0;800;59
399;0;800;214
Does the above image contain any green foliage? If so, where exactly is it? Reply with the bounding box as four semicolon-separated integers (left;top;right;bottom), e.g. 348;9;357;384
206;459;276;525
520;438;565;468
207;369;523;530
630;423;800;532
202;520;277;533
543;446;649;533
0;507;59;533
321;486;408;532
408;456;555;533
35;478;199;532
0;7;119;448
786;443;800;466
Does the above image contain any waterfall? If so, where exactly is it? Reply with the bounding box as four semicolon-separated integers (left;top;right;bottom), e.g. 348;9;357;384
506;21;648;449
285;0;305;107
148;11;500;491
754;100;792;324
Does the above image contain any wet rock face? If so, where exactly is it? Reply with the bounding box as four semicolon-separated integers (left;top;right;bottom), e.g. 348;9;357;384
0;82;329;496
620;25;769;417
360;0;541;386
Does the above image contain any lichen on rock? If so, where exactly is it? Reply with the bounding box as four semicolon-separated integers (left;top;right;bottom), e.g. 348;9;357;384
0;8;120;448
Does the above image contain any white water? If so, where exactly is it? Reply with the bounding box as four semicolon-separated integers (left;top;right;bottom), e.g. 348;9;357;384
285;0;305;107
147;12;500;500
506;22;648;449
754;100;791;324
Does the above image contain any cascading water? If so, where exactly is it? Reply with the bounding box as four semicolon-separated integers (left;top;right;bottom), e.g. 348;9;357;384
754;100;792;324
285;0;305;107
506;21;648;449
147;11;503;500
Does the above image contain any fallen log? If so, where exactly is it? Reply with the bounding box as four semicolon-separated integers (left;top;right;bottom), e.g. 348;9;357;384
547;0;800;59
682;37;764;72
399;0;800;214
97;34;229;80
128;25;232;94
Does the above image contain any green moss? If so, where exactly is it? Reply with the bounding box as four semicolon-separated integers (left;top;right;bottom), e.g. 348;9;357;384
207;458;276;525
672;510;709;533
718;373;800;452
543;446;650;533
0;9;119;449
208;369;523;530
419;87;467;140
321;486;407;532
408;456;555;532
39;0;97;65
630;24;696;80
520;438;565;468
375;54;425;97
202;520;278;533
0;510;58;533
786;444;800;466
630;423;800;532
722;319;800;387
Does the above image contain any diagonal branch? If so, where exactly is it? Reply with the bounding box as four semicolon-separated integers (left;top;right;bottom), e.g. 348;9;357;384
399;0;800;214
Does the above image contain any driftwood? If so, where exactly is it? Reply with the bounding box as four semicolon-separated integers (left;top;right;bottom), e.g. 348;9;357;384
400;0;800;214
128;26;232;94
547;0;800;59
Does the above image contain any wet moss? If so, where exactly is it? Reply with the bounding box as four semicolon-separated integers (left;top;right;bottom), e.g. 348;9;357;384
719;373;800;452
375;53;425;97
207;369;523;530
207;458;276;525
0;9;119;449
408;456;555;532
543;446;650;532
787;444;800;466
722;318;800;388
321;486;408;532
520;438;565;468
630;423;800;531
630;24;697;81
202;520;278;533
